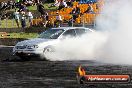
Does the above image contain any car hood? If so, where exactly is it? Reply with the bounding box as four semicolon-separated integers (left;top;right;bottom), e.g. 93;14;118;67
16;38;56;46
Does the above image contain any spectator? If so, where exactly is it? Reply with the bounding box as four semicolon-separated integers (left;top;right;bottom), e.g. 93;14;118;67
26;0;34;6
20;11;26;29
34;0;40;4
79;0;86;4
22;0;27;4
12;1;16;9
15;0;21;8
27;9;33;26
49;0;60;7
3;2;7;10
55;12;62;27
37;2;46;15
0;2;2;10
46;12;50;26
8;1;13;9
23;0;34;6
68;18;72;26
0;2;4;10
58;0;67;10
19;3;27;11
84;4;94;13
42;12;49;27
66;0;73;7
71;5;80;21
13;9;20;28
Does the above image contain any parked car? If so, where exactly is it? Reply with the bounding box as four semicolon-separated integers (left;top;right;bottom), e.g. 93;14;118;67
13;27;94;60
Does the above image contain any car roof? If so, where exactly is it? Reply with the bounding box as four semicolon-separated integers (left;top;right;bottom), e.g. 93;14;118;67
51;27;93;31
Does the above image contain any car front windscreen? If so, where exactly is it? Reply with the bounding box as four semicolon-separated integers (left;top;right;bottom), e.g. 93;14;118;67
38;29;64;39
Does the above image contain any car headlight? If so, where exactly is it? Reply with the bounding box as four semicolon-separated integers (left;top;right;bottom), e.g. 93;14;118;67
27;45;38;49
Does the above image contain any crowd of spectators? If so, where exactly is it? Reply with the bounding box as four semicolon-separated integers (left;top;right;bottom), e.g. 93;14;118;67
49;0;74;9
0;0;41;29
0;0;39;18
0;0;100;28
0;1;15;10
19;0;97;28
14;9;33;28
0;0;37;11
49;0;96;27
12;1;36;29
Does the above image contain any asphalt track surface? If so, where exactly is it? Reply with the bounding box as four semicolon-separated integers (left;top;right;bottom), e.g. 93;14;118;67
0;46;132;88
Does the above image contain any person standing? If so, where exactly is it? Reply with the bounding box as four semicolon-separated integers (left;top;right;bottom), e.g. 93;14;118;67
27;10;33;27
37;2;45;15
58;0;67;10
13;9;20;28
19;3;27;12
71;5;80;22
20;11;26;30
55;12;62;27
84;4;94;14
34;0;40;4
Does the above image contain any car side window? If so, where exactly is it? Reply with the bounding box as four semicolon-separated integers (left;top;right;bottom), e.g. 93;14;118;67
62;29;76;37
75;29;86;36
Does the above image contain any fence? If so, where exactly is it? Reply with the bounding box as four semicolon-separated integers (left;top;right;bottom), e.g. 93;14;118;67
0;18;31;28
0;13;97;28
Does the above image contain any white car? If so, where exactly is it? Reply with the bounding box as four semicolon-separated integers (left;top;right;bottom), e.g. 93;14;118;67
13;27;93;60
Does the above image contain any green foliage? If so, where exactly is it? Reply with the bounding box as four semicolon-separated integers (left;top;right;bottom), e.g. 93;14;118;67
27;3;58;11
0;19;20;28
27;5;37;11
44;3;58;10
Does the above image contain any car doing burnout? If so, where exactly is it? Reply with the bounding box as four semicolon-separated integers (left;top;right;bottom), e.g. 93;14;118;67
13;27;93;60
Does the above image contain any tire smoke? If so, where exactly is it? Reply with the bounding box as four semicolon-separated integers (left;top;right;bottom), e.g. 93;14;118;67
45;32;108;61
96;0;132;65
45;0;132;65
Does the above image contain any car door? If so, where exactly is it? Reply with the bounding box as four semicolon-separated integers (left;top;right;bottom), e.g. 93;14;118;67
62;29;77;37
75;28;86;36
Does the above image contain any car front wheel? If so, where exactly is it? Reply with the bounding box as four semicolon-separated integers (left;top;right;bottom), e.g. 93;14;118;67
43;46;54;60
17;55;31;61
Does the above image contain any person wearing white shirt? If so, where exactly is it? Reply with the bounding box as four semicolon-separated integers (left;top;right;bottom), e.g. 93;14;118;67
55;12;62;27
27;10;33;26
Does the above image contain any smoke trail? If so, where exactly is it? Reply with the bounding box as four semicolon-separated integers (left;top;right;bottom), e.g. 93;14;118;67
44;0;132;65
96;0;132;64
44;32;108;61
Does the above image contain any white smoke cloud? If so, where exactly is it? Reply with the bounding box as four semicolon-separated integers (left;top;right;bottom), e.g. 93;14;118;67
96;0;132;65
45;0;132;65
45;32;108;61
